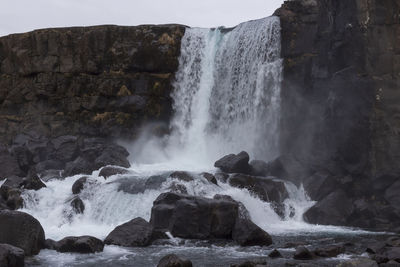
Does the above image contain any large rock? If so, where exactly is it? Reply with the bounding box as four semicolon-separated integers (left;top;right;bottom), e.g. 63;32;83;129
157;254;192;267
303;189;354;226
232;218;272;246
56;236;104;253
0;244;25;267
71;177;88;194
214;151;251;174
150;192;238;240
0;210;45;255
228;174;289;203
104;217;155;247
21;172;46;191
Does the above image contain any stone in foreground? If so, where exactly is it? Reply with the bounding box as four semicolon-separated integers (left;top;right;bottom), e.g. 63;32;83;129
0;244;24;267
214;151;251;174
104;217;154;247
0;210;45;256
56;236;104;253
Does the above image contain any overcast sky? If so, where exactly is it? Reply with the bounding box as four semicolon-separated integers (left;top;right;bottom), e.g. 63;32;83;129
0;0;284;36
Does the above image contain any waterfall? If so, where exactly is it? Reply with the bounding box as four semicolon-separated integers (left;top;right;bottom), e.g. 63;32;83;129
134;17;282;168
19;17;362;245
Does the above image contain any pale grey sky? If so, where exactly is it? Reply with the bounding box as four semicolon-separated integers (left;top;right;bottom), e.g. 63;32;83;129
0;0;284;36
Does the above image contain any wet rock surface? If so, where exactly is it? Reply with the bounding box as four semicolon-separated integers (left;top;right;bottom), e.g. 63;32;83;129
0;210;45;256
104;217;156;247
214;151;251;174
0;243;25;267
55;236;104;254
150;192;272;246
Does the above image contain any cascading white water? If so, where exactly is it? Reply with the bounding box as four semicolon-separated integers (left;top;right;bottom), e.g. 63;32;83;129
20;17;368;246
134;17;282;168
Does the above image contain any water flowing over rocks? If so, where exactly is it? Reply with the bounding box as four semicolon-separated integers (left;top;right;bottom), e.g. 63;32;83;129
0;210;45;256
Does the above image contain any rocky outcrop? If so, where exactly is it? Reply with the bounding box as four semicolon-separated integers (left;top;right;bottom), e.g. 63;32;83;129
150;192;272;246
276;0;400;230
0;25;186;144
0;244;24;267
0;210;45;256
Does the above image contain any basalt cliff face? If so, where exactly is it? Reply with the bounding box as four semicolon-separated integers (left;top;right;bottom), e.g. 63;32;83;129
0;25;185;143
277;0;400;230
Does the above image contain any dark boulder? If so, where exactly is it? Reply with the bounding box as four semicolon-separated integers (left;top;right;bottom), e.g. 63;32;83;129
201;172;218;185
303;189;354;226
269;249;283;258
150;192;238;239
21;173;46;191
93;146;131;170
71;177;88;194
99;166;129;179
157;254;192;267
5;190;23;210
214;151;251;174
0;178;24;210
213;194;250;220
228;174;289;203
0;210;45;255
56;236;104;253
232;218;272;247
104;217;155;247
293;246;314;260
0;243;25;267
0;176;23;193
71;197;85;214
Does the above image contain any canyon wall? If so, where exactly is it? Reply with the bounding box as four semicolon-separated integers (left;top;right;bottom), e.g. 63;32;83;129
277;0;400;229
0;25;186;144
